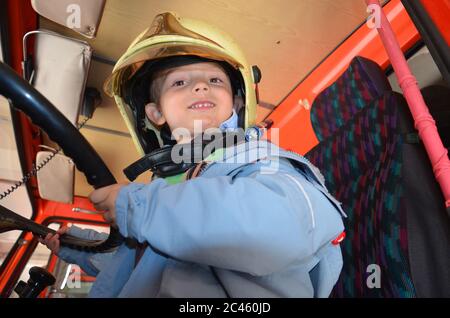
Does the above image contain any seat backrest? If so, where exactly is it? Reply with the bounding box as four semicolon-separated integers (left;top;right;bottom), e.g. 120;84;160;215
305;57;450;297
310;56;391;142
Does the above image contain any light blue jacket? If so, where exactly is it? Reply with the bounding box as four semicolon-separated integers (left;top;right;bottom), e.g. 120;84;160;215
58;140;346;297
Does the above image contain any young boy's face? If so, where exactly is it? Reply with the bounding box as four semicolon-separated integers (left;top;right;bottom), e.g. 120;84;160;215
144;62;234;143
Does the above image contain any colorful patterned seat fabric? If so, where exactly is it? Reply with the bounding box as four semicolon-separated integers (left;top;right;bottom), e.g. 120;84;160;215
305;57;450;297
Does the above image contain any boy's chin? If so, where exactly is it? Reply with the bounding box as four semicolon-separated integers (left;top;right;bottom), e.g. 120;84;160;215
189;119;220;131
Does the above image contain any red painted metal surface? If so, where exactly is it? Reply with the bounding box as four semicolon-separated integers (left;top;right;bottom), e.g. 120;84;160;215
0;0;38;297
420;0;450;46
7;0;40;197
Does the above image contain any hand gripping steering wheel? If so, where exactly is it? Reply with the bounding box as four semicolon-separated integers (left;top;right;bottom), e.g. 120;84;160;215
0;61;124;252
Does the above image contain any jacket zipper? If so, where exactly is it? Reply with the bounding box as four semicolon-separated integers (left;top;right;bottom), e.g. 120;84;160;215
284;174;316;229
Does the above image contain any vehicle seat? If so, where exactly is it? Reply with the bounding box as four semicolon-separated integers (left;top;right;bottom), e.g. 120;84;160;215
310;56;391;142
305;57;450;297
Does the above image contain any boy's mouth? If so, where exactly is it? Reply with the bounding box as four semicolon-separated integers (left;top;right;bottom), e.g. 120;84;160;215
188;101;216;110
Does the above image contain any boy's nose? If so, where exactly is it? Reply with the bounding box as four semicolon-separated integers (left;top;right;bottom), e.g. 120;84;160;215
193;81;209;93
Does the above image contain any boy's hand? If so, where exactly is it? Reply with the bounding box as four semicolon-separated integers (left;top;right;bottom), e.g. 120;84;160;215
89;183;128;226
37;226;69;255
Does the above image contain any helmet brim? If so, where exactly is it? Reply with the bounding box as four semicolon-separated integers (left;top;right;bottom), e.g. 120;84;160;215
104;41;244;98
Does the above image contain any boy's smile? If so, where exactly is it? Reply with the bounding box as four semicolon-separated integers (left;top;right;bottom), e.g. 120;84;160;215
145;62;234;143
188;100;216;110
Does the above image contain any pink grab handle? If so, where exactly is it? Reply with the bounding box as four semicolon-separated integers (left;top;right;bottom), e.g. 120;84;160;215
366;0;450;209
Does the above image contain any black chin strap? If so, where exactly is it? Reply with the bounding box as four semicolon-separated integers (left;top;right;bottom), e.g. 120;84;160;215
123;130;246;180
124;118;274;181
123;145;194;180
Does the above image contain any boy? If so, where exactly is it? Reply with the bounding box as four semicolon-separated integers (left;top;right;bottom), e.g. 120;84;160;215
39;12;345;298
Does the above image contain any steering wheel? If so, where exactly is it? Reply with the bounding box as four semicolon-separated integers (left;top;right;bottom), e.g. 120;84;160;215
0;61;124;252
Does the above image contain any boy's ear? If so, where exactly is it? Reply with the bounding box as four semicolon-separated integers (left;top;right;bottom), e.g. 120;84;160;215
144;102;166;126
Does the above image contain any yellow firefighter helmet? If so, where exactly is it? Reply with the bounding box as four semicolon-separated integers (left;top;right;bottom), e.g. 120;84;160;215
104;12;259;155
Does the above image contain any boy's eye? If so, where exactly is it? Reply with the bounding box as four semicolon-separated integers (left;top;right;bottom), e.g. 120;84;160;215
210;77;223;83
172;80;186;87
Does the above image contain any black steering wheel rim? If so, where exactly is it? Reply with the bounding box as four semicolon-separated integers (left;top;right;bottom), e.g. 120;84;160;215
0;61;124;252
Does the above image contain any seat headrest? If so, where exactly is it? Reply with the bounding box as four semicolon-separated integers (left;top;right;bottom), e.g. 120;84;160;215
311;56;392;141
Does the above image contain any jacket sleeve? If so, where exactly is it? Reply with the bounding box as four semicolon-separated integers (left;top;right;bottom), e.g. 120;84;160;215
115;159;344;276
57;226;113;277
